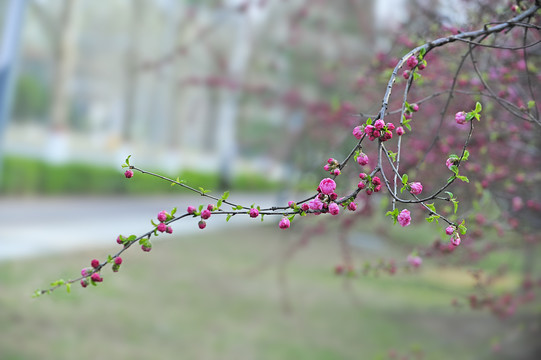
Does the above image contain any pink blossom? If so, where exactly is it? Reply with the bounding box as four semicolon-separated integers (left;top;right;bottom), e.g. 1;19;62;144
329;203;340;216
397;209;411;227
357;181;365;189
157;222;167;232
157;211;167;222
249;208;259;218
288;201;295;208
406;55;418;69
396;126;405;136
372;176;381;186
359;172;367;179
141;244;152;252
352;126;364;139
374;184;382;192
348;202;357;211
198;220;206;229
90;273;103;283
402;70;409;80
404;112;412;120
114;257;123;265
366;189;373;195
166;226;173;234
80;279;88;288
386;122;395;131
445;226;454;235
409;182;423;195
81;268;92;277
407;255;422;268
116;236;123;244
124;169;134;178
418;62;426;70
201;209;211;220
364;125;375;134
332;169;341;176
187;206;196;214
309;198;324;211
323;164;330;171
455;111;467;125
411;103;419;112
374;119;385;130
319;178;337;195
357;153;369;166
446;158;455;170
451;233;461;247
91;259;100;269
207;204;215;211
279;217;290;229
512;196;524;212
301;203;310;212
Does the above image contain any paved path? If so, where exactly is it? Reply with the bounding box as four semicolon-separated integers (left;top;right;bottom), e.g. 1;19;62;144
0;193;296;261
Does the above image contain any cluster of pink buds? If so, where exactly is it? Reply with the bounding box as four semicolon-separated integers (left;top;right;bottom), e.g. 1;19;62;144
357;173;382;195
323;158;341;176
156;210;173;234
363;119;395;142
446;225;461;247
402;54;427;79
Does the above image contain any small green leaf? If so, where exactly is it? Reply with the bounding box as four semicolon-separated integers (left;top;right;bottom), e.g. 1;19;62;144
198;205;204;212
413;72;421;80
261;214;265;222
66;283;71;294
288;214;295;221
457;175;469;183
402;174;409;185
217;200;222;209
171;207;177;216
475;102;482;113
528;100;536;109
125;155;131;166
366;118;372;125
404;123;412;131
222;191;230;200
425;203;437;214
419;47;427;57
226;214;232;222
107;255;113;263
450;165;459;175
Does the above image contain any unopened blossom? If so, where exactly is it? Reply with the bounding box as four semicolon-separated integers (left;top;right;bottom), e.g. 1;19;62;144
406;55;418;69
348;202;357;211
91;259;100;269
352;126;364;139
329;203;340;216
319;178;337;195
407;255;422;268
396;126;405;136
451;233;461;246
124;170;134;178
397;209;411;227
187;206;196;214
201;209;211;220
166;226;173;234
90;273;103;282
249;208;259;218
198;220;206;229
357;153;369;166
409;182;423;195
374;119;385;130
157;211;167;222
279;217;290;229
445;226;454;236
301;203;310;212
309;198;324;211
455;111;467;125
157;222;167;232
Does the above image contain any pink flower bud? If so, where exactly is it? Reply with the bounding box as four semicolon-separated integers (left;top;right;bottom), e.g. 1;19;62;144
451;233;461;246
396;126;405;136
445;226;454;235
301;203;310;212
116;236;123;244
187;206;196;214
249;208;259;218
366;189;373;195
80;279;89;288
372;176;381;186
374;119;385;130
288;201;295;208
409;182;423;195
386;122;395;131
406;55;418;69
397;209;411;227
407;255;422;268
357;181;365;189
332;168;341;176
359;172;367;179
364;125;375;134
141;244;152;252
114;257;123;265
90;273;103;282
357;153;369;166
166;226;173;234
373;130;381;138
411;103;419;112
403;70;410;80
207;204;214;211
323;164;330;171
319;178;337;195
81;268;92;277
330;193;337;201
279;217;291;229
198;220;206;229
91;259;100;269
157;222;167;232
124;170;134;178
327;158;334;164
374;184;382;192
157;211;167;222
348;202;357;211
201;209;211;220
328;203;340;216
455;111;467;125
352;126;364;139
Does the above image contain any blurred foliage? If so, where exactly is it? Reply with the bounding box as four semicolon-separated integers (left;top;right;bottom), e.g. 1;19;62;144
0;156;306;195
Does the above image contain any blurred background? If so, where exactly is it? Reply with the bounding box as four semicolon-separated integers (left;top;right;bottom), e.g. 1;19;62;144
1;0;539;359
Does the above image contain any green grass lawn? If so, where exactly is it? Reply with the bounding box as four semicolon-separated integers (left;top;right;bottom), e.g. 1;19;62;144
0;221;536;360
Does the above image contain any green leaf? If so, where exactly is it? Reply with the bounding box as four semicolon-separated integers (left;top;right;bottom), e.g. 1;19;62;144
401;174;408;185
450;165;459;175
404;123;412;131
198;205;204;212
288;214;295;221
66;283;71;294
107;255;113;263
475;101;482;113
171;207;177;216
462;150;470;161
528;100;536;109
125;155;131;166
217;200;222;209
222;191;230;200
387;150;397;162
127;235;137;242
366;118;372;125
456;175;469;183
413;72;421;80
419;47;427;57
425;214;440;224
425;203;437;214
226;214;232;222
453;199;459;214
261;214;265;222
